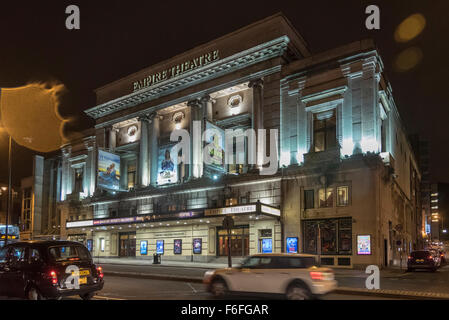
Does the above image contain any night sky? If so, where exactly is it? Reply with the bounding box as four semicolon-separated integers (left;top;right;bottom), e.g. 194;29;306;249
0;0;448;186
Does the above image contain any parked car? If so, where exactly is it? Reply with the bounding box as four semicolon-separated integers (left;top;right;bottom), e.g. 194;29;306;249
407;250;439;272
203;253;337;300
0;240;104;300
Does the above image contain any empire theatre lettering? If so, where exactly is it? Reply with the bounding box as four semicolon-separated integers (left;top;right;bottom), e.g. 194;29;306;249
133;50;220;92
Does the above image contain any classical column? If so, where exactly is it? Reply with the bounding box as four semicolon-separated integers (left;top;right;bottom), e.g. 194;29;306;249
187;99;203;179
202;94;214;122
61;146;72;200
148;112;160;186
109;127;118;152
249;79;264;170
84;138;96;197
138;115;150;187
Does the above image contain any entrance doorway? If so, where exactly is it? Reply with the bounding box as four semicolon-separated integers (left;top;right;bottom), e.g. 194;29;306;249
217;225;249;257
119;232;136;257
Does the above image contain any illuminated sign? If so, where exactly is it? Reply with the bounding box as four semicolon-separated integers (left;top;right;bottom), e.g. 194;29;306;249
133;50;220;92
205;205;257;216
204;121;225;168
93;216;144;226
174;239;182;255
193;239;202;254
156;240;164;255
357;235;372;255
261;205;280;217
140;240;148;255
66;220;94;228
262;239;273;253
286;237;298;253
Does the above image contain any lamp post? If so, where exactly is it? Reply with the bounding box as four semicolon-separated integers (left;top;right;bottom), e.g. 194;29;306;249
4;134;12;246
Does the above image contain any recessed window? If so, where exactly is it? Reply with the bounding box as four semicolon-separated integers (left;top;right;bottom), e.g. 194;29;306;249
304;190;315;209
314;110;336;152
127;160;137;189
337;186;349;206
319;188;334;208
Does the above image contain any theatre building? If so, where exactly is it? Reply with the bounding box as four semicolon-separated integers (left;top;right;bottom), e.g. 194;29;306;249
49;13;422;268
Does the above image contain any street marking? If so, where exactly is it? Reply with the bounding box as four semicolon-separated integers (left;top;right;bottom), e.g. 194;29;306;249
187;282;198;293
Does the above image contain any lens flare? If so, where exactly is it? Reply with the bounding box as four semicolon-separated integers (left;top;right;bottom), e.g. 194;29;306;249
0;82;69;152
394;14;426;43
394;47;423;72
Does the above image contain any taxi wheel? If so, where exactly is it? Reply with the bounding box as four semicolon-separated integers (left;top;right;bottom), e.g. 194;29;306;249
80;292;95;300
210;279;228;298
27;286;44;300
286;283;312;300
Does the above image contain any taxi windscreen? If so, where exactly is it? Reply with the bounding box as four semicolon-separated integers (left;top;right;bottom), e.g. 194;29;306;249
48;245;91;262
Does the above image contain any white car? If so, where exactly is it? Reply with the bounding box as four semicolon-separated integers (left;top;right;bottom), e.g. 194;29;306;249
204;253;337;300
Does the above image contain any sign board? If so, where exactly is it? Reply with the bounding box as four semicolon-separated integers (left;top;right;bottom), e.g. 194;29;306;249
174;239;182;254
156;240;164;255
205;205;256;216
262;239;273;253
261;205;281;217
286;237;298;253
140;240;148;255
357;235;372;255
204;121;225;168
193;239;202;254
98;150;121;190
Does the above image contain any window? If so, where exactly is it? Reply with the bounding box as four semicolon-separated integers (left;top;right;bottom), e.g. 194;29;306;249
100;238;105;252
313;110;336;152
303;218;352;255
28;248;42;264
338;218;353;254
319;188;334;208
304;190;315;209
337;186;349;206
225;198;238;206
227;132;246;175
74;167;84;193
48;245;91;262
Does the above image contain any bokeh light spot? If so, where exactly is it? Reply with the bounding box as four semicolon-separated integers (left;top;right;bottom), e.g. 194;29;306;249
394;13;426;43
0;82;68;152
394;47;423;72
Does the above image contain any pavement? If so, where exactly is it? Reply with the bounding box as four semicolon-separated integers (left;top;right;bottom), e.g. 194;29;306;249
97;259;449;300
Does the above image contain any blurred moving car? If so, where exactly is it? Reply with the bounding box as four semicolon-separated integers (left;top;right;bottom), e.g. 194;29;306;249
407;250;440;272
429;249;442;268
0;240;104;300
203;253;337;300
438;250;446;264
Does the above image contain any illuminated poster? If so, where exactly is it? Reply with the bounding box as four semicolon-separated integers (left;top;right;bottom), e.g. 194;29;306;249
156;240;164;254
205;121;225;167
357;235;371;255
286;237;298;253
87;239;93;252
98;150;121;190
140;240;148;255
157;146;178;185
193;238;202;254
174;239;182;254
262;239;273;253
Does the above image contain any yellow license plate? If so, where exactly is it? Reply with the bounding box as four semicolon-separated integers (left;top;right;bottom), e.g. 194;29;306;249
79;270;90;276
416;259;424;262
79;277;87;285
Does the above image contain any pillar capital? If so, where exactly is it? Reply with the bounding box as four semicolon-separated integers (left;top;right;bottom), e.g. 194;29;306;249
138;114;151;122
187;98;202;109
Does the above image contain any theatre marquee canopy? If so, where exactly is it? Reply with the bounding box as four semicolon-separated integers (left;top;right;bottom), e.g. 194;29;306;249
66;202;281;229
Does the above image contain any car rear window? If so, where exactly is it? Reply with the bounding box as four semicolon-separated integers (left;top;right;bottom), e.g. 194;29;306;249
411;251;430;258
48;245;91;262
274;257;317;268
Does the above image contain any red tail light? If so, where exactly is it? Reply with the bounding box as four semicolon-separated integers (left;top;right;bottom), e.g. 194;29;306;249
310;271;324;280
408;256;413;260
97;266;104;279
428;256;434;260
50;270;58;285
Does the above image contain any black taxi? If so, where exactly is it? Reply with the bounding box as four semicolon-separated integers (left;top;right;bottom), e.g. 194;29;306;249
0;240;104;300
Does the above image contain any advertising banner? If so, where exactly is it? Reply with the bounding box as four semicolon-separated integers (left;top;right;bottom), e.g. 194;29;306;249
193;238;202;254
174;239;182;254
262;239;273;253
140;240;148;255
357;235;372;255
86;239;93;252
157;145;178;185
286;237;298;253
204;121;225;167
156;240;164;254
98;150;121;190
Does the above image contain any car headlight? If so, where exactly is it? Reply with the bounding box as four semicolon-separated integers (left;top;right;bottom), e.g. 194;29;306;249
203;270;215;281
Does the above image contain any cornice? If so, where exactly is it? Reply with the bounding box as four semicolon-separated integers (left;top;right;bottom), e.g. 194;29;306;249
85;36;290;120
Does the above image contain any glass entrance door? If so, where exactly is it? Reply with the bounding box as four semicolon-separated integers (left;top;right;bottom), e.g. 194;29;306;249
119;232;136;257
217;226;249;257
